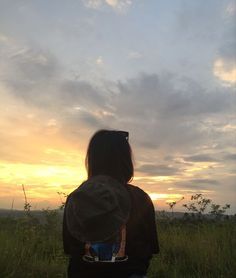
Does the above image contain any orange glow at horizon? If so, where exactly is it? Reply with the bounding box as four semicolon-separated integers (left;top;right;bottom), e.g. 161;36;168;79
0;155;220;210
0;126;221;210
148;192;183;202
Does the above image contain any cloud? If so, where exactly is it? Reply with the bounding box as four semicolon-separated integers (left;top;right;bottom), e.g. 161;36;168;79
219;11;236;62
83;0;132;12
173;178;220;192
63;108;103;130
0;38;60;108
59;80;107;109
190;179;219;185
96;56;104;65
1;1;236;211
109;73;235;153
105;0;132;12
226;2;236;16
116;73;233;119
213;58;236;85
0;33;9;42
128;51;143;59
174;1;224;41
83;0;103;9
224;153;236;161
184;154;217;162
3;46;59;83
0;36;235;200
136;164;179;176
213;2;236;86
1;38;235;157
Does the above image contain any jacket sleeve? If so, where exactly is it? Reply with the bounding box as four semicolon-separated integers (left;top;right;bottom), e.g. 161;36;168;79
62;195;85;256
126;185;159;258
145;194;159;254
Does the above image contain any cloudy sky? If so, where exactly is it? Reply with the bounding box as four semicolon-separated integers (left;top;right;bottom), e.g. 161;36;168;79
0;0;235;212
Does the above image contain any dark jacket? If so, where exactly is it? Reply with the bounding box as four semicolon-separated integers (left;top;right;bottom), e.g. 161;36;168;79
63;184;159;278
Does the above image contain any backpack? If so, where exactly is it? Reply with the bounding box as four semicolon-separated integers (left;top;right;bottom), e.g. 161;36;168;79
65;175;131;263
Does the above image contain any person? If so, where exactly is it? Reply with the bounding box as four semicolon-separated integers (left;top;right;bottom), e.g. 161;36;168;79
63;130;159;278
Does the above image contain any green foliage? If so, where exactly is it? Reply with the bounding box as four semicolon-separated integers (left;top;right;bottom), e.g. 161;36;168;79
148;220;236;278
0;190;234;277
57;192;68;210
183;194;212;216
183;194;231;221
166;197;184;217
22;184;31;213
0;214;235;277
210;203;231;218
0;211;66;278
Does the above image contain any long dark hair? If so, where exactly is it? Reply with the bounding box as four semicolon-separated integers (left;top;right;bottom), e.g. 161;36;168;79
86;130;134;184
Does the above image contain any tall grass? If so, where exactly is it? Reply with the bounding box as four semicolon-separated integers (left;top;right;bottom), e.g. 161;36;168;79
148;220;236;277
0;212;235;278
0;212;66;278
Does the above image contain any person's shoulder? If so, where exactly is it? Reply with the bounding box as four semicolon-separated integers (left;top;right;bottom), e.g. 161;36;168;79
67;188;78;199
126;184;146;193
65;185;81;205
126;184;152;203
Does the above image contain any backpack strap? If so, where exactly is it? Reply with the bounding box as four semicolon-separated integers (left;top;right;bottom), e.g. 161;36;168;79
116;225;126;257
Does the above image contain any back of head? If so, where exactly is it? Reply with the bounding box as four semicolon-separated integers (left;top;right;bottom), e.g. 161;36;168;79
86;129;134;184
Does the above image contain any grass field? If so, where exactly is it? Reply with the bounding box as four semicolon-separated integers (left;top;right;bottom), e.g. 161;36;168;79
0;210;235;278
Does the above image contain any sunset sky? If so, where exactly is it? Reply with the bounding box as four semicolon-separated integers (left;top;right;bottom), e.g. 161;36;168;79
0;0;235;213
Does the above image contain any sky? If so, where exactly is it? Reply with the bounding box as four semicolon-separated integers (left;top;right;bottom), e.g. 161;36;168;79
0;0;235;213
